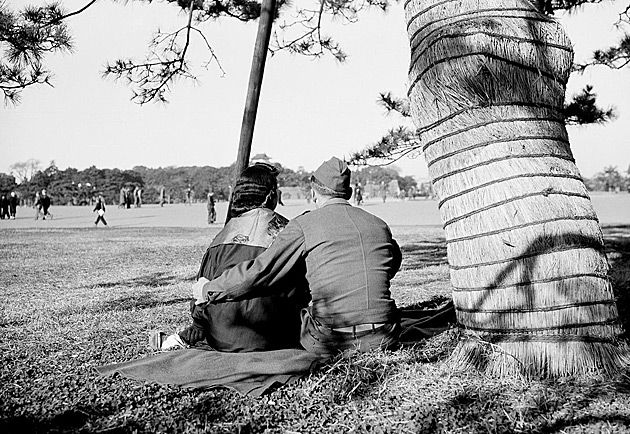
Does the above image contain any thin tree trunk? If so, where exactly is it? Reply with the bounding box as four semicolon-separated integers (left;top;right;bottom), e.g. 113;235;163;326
404;0;627;376
226;0;276;223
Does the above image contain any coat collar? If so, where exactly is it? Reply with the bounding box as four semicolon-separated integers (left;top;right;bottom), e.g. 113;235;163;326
318;197;351;208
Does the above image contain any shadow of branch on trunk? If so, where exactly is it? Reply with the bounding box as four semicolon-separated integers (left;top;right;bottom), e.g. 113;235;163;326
452;230;627;376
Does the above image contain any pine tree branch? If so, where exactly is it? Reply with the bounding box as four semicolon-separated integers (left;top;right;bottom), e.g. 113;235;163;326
0;2;71;105
191;27;226;73
42;0;98;27
563;85;617;124
103;0;211;104
378;92;411;117
270;1;392;61
349;126;422;166
573;34;630;71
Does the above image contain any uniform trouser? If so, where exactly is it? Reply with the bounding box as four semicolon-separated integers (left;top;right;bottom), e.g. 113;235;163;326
299;308;400;356
95;215;107;225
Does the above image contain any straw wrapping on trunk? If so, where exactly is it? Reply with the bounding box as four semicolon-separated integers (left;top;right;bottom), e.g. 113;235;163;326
405;0;628;376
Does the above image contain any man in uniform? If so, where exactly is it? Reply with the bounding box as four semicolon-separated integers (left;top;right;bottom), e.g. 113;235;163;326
194;157;402;356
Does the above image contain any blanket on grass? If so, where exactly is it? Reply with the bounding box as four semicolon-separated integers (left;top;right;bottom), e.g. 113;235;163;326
96;348;323;397
96;300;455;397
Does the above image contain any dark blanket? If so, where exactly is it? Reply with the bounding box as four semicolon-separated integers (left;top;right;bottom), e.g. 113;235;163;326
96;301;455;397
97;347;324;397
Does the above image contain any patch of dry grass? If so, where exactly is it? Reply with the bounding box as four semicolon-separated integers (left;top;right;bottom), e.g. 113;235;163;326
1;225;630;433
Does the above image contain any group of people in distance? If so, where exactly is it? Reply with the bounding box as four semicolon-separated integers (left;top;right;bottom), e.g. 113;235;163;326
1;189;54;221
0;191;19;220
119;186;143;209
152;157;406;356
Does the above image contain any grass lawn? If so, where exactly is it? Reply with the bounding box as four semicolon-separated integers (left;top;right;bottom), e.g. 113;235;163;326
1;201;630;432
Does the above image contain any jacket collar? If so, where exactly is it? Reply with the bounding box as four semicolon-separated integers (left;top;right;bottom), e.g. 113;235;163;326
318;197;350;208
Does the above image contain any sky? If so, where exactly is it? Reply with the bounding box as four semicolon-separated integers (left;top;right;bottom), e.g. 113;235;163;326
2;0;629;180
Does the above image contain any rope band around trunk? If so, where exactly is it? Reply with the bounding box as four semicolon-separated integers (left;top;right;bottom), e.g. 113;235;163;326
438;173;583;208
453;272;608;292
428;135;570;168
449;241;604;270
445;215;599;245
461;318;619;334
410;52;565;96
442;190;590;228
422;117;564;153
432;152;575;184
455;299;617;314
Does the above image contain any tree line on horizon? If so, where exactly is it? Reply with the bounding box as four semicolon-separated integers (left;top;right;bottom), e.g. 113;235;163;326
0;159;420;206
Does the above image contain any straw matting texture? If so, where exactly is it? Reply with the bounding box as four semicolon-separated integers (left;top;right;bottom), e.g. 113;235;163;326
404;0;628;376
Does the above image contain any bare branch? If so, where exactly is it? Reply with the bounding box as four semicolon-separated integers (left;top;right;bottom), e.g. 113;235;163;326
103;0;221;104
270;1;393;61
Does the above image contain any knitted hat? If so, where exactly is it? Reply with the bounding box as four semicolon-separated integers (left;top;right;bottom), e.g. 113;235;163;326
230;163;279;217
311;157;352;200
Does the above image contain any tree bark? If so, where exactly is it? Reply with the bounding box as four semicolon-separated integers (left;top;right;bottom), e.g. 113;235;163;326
404;0;627;376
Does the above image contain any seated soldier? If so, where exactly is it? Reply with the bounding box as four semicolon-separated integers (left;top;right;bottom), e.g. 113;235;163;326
194;157;403;356
152;163;309;352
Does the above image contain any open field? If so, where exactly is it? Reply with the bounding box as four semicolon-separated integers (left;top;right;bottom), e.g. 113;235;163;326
2;192;628;229
1;196;630;433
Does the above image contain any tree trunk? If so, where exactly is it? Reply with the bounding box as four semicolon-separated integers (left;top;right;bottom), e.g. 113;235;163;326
404;0;627;376
235;0;277;178
226;0;276;224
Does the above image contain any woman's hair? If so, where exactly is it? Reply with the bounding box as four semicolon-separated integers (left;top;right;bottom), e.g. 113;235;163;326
230;163;279;218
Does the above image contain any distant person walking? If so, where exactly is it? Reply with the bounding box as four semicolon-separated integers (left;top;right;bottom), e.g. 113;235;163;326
186;186;193;205
9;192;18;219
207;192;216;224
136;187;142;208
0;194;9;219
119;187;126;208
34;192;42;220
354;182;363;206
380;181;388;203
125;188;133;209
40;189;52;220
159;187;166;207
277;188;284;206
93;195;108;227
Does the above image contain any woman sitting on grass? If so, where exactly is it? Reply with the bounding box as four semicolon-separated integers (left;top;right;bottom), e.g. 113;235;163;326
151;163;309;352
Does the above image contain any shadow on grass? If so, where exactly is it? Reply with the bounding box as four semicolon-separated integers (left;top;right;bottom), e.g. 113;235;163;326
186;393;243;426
90;271;195;289
99;294;191;312
60;292;191;316
404;370;630;433
0;407;137;434
0;319;27;328
603;225;630;339
401;238;448;268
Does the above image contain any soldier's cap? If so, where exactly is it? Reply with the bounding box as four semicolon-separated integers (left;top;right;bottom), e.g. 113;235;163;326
311;157;352;200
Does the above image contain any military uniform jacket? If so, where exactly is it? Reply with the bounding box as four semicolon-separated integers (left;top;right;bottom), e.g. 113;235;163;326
207;198;402;328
